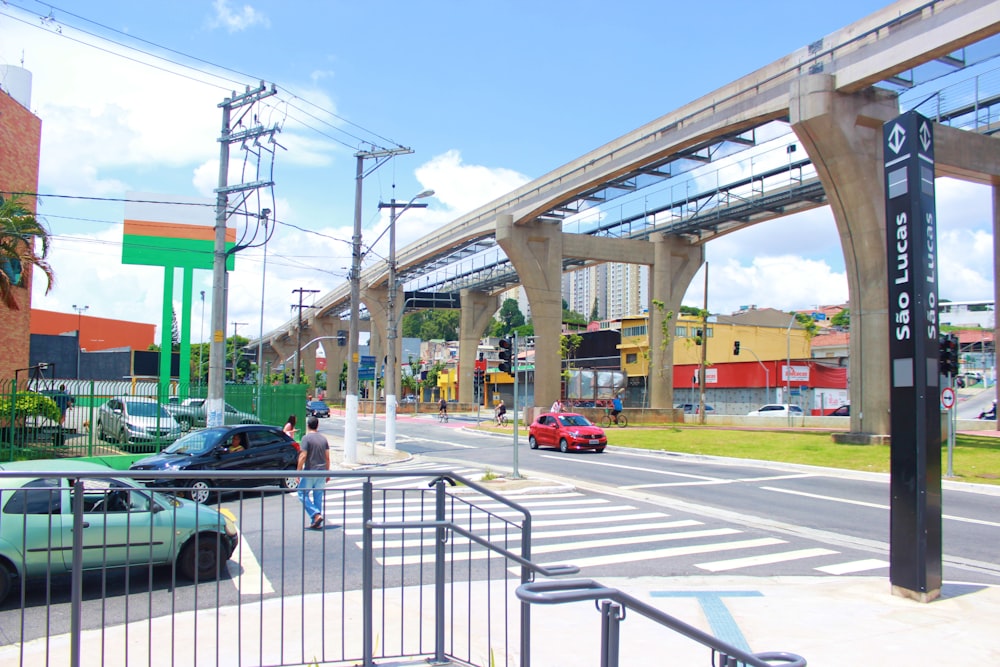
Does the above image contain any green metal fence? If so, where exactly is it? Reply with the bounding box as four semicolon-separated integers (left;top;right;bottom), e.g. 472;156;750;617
0;379;307;463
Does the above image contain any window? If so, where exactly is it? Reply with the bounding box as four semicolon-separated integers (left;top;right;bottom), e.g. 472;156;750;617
626;353;637;364
622;325;647;337
675;326;688;337
4;478;62;515
248;428;285;448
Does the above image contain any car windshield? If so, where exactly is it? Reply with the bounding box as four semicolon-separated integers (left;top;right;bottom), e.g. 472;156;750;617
162;428;227;455
558;415;593;427
125;400;170;418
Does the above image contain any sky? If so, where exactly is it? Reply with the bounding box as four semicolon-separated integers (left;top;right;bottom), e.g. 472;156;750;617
0;0;995;344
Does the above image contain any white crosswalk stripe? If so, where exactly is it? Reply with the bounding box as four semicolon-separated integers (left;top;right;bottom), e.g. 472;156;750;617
298;464;883;577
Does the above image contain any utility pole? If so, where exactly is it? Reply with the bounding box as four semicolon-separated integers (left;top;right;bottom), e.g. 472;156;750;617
377;191;431;451
231;322;248;382
344;146;412;464
292;287;320;384
207;82;277;427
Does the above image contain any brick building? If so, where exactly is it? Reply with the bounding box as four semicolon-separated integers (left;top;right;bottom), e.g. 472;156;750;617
0;66;43;381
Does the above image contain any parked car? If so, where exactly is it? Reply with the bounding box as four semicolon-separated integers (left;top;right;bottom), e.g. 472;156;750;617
675;403;714;414
306;400;330;418
830;404;850;417
528;412;607;453
400;395;418;404
0;460;238;605
130;424;301;503
164;398;260;431
97;396;183;449
746;404;804;417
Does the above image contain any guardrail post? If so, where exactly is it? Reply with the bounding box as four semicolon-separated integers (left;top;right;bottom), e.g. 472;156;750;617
599;601;622;667
362;480;374;667
70;477;84;667
434;477;446;664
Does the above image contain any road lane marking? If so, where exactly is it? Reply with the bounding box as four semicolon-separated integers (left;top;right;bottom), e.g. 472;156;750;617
761;486;1000;527
377;527;746;566
371;520;706;549
540;454;723;482
696;548;838;572
815;559;889;575
551;537;785;569
219;508;274;595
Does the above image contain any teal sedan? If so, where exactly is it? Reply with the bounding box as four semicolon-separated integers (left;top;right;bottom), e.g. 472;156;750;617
0;460;238;605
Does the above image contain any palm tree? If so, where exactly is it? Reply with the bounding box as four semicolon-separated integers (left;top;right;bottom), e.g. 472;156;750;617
0;194;54;309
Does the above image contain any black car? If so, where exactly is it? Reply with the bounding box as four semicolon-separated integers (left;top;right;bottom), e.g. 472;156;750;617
830;404;850;416
129;425;301;503
306;400;330;418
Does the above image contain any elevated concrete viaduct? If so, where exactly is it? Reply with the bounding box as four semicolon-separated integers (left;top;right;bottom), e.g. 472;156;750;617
255;0;1000;442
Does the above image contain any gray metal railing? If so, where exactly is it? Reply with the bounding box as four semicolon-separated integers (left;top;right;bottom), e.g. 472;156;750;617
0;467;808;666
516;579;806;667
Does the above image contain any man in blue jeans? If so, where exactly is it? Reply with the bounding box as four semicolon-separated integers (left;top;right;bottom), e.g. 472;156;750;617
297;415;330;530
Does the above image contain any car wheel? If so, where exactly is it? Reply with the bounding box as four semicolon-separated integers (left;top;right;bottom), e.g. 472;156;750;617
0;561;13;606
559;438;569;453
185;480;213;504
280;475;300;491
529;435;539;450
97;419;105;440
178;418;192;432
117;426;129;446
178;534;223;581
596;447;606;453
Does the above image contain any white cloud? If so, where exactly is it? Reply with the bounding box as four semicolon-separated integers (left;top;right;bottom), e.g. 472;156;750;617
207;0;270;33
414;150;530;218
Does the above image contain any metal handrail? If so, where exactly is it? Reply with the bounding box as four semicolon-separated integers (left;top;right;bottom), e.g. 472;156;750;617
516;578;807;667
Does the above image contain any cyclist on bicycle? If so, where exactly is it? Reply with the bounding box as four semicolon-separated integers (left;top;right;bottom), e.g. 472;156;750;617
611;393;623;424
438;397;448;420
494;399;507;426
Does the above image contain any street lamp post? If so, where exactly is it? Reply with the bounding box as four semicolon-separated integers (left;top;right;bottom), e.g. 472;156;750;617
72;304;88;379
378;190;433;451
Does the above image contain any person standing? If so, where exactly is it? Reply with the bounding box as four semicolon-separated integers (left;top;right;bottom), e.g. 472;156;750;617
297;415;330;530
283;414;297;440
550;398;563;413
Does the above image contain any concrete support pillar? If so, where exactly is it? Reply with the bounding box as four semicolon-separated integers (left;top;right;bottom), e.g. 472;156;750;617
261;345;283;380
269;337;297;381
496;213;563;410
648;233;705;409
994;185;1000;410
317;318;349;401
790;74;898;438
458;289;500;405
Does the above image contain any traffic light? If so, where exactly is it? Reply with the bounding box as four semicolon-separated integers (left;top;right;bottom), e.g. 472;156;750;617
497;337;514;376
939;333;959;376
733;340;740;356
474;368;485;386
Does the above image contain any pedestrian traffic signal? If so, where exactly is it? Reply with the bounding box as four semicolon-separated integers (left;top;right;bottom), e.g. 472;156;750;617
733;340;740;356
474;368;485;386
497;337;514;376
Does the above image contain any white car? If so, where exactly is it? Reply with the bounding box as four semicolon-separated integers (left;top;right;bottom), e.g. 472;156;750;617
746;403;804;417
97;396;183;449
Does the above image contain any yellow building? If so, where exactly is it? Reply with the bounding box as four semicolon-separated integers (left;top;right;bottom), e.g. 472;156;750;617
619;309;812;378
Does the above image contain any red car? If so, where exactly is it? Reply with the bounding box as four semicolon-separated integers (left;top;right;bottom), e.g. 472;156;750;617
528;412;607;453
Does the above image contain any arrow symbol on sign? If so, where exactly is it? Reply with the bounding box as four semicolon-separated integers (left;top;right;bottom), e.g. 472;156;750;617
887;123;906;155
919;121;932;152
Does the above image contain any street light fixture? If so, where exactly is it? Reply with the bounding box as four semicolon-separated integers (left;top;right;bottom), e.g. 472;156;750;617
379;189;433;451
72;304;88;379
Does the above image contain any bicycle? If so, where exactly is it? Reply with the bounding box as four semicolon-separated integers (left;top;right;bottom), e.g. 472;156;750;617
600;409;628;428
495;413;508;427
438;410;449;423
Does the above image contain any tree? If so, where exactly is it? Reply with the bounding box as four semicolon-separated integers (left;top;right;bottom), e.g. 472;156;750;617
401;310;460;341
831;308;850;329
494;298;526;336
590;298;600;323
0;195;54;310
794;312;820;338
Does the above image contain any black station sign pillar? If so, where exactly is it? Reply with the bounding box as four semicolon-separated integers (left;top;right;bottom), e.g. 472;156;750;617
883;110;942;602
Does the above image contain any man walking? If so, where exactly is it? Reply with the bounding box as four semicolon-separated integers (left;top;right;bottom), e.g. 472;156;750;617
297;415;330;530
